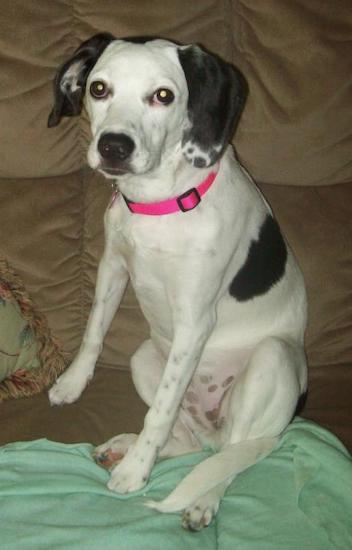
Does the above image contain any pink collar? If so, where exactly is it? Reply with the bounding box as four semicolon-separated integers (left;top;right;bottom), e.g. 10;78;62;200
121;168;219;216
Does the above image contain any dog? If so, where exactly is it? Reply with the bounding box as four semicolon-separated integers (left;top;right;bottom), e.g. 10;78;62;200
48;34;307;531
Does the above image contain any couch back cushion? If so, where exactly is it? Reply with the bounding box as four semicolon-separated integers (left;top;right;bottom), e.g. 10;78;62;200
0;0;234;178
1;0;351;185
233;0;352;185
0;1;351;372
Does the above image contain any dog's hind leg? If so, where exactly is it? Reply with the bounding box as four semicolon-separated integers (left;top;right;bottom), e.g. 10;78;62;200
149;336;307;529
226;336;307;445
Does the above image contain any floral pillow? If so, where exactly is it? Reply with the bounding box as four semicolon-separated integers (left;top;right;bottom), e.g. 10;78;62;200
0;256;66;402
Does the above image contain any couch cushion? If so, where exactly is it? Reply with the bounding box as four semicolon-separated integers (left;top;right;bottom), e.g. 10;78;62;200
0;173;84;353
1;172;351;373
0;363;350;454
258;180;352;369
0;1;83;178
0;171;148;369
0;0;235;179
1;1;350;186
304;363;352;452
0;367;147;446
233;0;352;186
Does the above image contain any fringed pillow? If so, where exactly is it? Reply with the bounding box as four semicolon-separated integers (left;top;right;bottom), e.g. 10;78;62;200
0;256;67;402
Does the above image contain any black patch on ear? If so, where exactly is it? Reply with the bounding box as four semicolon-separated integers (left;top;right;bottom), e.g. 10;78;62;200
229;215;287;302
48;33;115;128
178;45;247;166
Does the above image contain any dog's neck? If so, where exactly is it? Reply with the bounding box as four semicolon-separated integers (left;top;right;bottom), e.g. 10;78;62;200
111;150;215;204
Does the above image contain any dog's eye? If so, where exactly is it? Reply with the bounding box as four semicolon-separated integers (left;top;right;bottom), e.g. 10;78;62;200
153;88;175;105
90;80;109;99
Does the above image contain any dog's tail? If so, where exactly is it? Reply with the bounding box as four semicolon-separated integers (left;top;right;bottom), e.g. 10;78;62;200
146;437;277;513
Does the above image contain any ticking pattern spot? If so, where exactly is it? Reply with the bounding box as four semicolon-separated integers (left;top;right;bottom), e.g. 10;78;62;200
186;391;200;404
187;405;198;417
208;384;218;393
205;407;220;422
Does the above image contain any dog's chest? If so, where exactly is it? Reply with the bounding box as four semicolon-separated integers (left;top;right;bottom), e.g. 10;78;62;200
107;194;188;253
107;191;222;264
107;199;191;334
106;194;230;344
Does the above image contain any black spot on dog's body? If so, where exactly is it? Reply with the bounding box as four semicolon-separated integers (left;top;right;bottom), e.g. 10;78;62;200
229;215;287;301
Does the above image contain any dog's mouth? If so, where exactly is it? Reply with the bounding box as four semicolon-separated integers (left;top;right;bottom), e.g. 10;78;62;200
99;164;133;178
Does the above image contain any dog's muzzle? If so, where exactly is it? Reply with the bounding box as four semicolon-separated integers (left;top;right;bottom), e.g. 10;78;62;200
98;132;135;175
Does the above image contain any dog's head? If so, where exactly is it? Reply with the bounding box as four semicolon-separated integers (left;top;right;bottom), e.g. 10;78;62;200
48;34;247;178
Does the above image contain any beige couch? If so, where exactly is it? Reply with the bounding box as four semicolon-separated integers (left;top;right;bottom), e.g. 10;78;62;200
0;0;351;453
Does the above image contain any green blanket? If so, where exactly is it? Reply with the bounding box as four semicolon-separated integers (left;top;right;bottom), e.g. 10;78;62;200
0;418;351;549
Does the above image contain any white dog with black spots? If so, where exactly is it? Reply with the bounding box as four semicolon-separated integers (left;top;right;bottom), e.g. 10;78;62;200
48;34;307;531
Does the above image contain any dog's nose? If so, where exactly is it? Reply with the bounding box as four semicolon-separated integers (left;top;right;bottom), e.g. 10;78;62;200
98;133;135;162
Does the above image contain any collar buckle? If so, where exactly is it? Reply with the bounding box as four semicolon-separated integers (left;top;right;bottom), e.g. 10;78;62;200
176;187;201;212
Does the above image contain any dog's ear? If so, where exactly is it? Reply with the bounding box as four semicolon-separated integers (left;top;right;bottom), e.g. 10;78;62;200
178;45;247;168
47;33;115;128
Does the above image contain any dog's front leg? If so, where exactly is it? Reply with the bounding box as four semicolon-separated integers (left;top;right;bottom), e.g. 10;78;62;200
108;310;216;494
49;250;129;405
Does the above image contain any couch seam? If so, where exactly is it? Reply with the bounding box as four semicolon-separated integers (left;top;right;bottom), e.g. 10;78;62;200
229;0;246;66
69;0;87;337
78;170;86;338
70;0;88;172
224;0;236;60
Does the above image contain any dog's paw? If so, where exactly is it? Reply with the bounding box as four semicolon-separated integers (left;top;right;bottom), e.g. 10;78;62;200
107;453;150;494
48;368;92;405
181;495;220;531
93;433;138;471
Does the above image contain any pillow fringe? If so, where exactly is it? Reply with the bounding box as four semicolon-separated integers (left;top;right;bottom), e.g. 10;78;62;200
0;256;68;402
